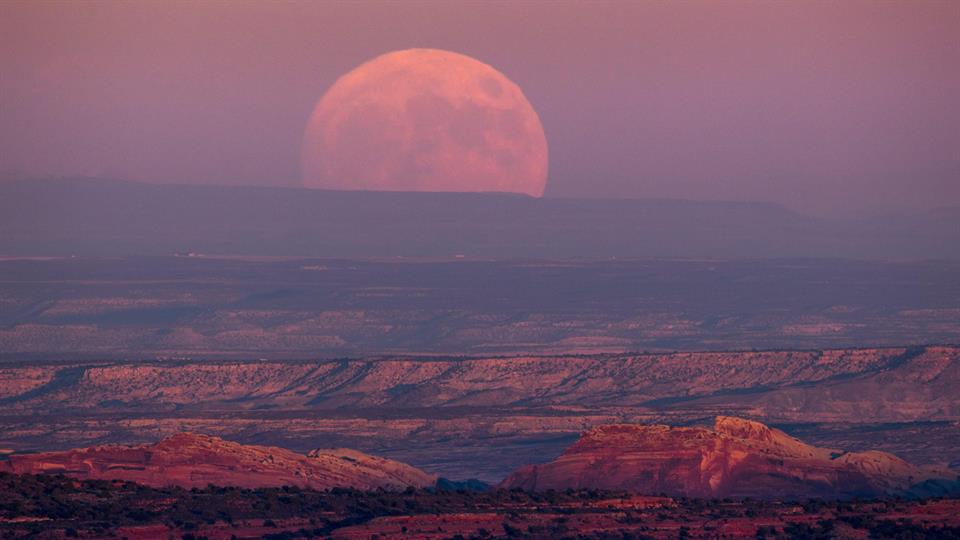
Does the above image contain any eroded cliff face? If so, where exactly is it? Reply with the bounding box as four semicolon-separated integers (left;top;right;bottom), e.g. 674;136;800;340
0;433;436;491
0;367;57;399
2;347;947;416
499;417;953;498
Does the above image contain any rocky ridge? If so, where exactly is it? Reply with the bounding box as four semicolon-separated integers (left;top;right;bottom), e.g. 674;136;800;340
0;432;435;490
499;416;956;498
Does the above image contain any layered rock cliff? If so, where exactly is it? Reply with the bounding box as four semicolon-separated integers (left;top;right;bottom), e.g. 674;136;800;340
499;417;954;498
4;347;954;420
0;433;436;490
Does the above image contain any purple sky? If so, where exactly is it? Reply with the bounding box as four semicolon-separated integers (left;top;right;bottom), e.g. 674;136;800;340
1;1;958;215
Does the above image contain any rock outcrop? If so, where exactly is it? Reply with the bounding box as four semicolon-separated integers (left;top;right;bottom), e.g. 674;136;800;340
499;417;954;498
0;432;435;490
305;447;439;489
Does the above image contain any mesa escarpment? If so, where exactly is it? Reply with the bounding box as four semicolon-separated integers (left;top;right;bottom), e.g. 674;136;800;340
0;432;435;490
499;417;956;498
1;347;948;415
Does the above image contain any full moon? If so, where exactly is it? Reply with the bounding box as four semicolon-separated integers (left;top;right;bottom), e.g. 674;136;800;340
301;49;548;197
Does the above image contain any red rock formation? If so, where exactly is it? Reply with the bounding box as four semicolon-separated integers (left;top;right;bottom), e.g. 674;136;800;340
0;432;435;490
499;417;951;498
306;447;439;489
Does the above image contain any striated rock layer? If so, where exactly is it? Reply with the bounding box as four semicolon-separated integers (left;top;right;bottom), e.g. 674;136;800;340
0;432;435;490
6;347;956;420
500;416;956;498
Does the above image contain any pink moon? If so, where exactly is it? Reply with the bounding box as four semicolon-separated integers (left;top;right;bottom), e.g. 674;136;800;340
301;48;548;197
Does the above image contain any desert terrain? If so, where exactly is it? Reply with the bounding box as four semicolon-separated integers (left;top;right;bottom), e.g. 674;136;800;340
1;345;957;483
1;255;958;536
5;2;959;536
1;256;959;358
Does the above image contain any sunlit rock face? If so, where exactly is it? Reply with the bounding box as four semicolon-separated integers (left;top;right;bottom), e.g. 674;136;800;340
301;48;548;196
0;433;436;491
499;416;952;498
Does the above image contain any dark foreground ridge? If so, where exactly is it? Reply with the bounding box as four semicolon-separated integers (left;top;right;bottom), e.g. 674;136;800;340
2;472;960;539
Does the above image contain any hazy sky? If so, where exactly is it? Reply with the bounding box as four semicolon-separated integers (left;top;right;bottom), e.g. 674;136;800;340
1;1;958;215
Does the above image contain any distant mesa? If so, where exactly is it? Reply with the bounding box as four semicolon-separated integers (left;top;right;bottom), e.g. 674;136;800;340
3;178;959;259
499;416;958;498
0;433;435;491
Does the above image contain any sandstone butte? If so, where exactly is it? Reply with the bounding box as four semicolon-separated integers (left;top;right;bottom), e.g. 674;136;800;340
0;432;436;491
499;416;958;498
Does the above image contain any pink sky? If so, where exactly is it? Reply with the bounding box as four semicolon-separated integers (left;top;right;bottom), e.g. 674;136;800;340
1;0;957;215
